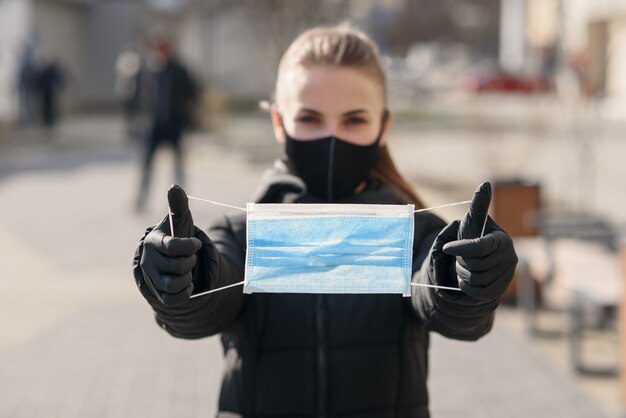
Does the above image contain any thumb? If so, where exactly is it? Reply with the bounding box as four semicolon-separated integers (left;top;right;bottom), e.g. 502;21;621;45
459;181;491;240
167;184;195;238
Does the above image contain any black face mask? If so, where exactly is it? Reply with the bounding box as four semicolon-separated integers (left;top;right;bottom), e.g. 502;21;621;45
284;116;386;202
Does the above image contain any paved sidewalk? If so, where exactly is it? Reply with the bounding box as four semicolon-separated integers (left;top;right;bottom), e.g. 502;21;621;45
0;115;616;417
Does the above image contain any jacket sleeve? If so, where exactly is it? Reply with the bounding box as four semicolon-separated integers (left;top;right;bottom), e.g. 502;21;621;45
132;212;247;339
407;213;499;341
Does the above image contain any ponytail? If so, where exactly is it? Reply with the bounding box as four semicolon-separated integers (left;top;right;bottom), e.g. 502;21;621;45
373;145;426;209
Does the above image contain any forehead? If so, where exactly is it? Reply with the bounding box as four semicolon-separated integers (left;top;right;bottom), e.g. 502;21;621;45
280;65;384;114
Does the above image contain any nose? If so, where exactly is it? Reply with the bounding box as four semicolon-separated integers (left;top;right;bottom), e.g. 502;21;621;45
324;121;341;138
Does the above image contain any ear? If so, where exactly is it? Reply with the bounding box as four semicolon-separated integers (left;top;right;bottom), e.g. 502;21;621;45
271;105;286;144
378;110;392;147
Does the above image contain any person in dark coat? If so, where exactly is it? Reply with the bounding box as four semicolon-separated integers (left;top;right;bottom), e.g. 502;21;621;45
135;37;198;211
36;58;65;129
133;24;518;417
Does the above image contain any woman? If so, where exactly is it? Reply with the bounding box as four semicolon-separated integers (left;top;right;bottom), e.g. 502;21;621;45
133;24;517;418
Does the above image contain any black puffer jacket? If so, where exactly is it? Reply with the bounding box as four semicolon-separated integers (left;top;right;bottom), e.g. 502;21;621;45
133;160;501;418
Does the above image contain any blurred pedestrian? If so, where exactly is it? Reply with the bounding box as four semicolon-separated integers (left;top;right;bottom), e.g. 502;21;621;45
35;57;65;130
133;24;518;417
16;37;38;129
135;37;197;212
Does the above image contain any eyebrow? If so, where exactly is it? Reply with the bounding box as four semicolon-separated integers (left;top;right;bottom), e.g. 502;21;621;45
298;108;369;116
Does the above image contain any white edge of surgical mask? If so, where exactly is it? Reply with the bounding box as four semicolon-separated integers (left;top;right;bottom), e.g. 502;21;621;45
246;202;415;219
244;202;415;296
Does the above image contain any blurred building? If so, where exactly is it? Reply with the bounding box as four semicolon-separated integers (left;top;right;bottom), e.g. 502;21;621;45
0;0;31;123
500;0;626;115
0;0;290;125
0;0;525;125
370;0;501;57
0;0;147;123
1;0;625;125
561;0;626;105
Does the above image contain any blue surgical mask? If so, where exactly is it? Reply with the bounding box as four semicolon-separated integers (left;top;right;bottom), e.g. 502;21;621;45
243;203;415;296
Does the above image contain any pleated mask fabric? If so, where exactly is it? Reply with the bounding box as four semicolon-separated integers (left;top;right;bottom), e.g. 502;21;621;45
244;203;415;297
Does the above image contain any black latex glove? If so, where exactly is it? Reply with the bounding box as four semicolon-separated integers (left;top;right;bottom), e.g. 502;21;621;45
140;185;206;306
429;182;518;300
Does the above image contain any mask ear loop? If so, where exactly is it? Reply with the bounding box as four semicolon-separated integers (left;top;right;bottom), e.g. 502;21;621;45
183;193;474;298
187;196;247;212
410;283;461;291
190;280;246;298
168;206;175;237
413;200;471;213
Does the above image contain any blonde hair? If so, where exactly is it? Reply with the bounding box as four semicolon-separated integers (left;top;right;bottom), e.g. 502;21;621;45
275;24;425;208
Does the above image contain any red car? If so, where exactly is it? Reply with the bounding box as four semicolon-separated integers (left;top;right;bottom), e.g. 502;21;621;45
464;64;553;93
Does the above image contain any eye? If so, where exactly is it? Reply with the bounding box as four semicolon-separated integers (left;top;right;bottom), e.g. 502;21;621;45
297;115;320;124
345;116;367;126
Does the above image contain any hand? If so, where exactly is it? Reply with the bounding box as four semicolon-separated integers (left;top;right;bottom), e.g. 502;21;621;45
432;182;518;300
140;185;203;306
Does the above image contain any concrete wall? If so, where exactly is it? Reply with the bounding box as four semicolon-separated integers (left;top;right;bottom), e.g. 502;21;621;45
30;1;145;109
560;0;626;118
0;0;32;123
178;9;278;102
32;0;85;109
561;0;626;52
83;2;142;105
606;19;626;98
499;0;526;72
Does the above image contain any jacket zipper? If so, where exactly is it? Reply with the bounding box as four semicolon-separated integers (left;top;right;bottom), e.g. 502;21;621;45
316;294;328;417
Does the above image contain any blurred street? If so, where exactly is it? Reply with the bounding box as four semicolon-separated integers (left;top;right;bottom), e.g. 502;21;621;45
2;0;626;415
0;106;621;417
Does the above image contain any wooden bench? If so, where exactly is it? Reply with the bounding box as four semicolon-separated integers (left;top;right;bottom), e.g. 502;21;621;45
514;214;621;376
555;239;620;375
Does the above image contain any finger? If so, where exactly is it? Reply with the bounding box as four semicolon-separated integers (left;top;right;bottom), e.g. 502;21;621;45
458;264;516;300
161;236;202;257
150;251;197;276
453;233;517;283
454;248;504;272
442;231;505;258
455;258;516;287
151;271;193;293
160;283;194;306
145;228;202;257
457;279;489;300
459;182;491;240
